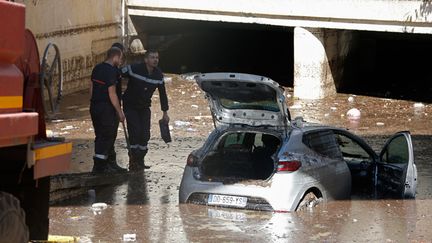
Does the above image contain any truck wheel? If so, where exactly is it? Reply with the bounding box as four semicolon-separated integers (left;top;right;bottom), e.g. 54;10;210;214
0;192;29;243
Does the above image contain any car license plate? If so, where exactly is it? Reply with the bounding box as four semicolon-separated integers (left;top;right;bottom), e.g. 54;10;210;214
207;194;247;208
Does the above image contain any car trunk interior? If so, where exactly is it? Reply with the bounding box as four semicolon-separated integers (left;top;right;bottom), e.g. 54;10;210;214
199;131;281;182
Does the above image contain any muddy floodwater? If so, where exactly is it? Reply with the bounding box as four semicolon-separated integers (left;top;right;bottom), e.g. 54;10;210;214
48;75;432;242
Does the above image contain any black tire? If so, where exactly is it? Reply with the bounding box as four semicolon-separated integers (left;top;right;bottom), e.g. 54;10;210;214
0;192;29;243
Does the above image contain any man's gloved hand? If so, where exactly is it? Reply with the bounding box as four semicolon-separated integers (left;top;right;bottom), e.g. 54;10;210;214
162;111;170;123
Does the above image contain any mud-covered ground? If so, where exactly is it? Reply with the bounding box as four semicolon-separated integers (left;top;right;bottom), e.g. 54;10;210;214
48;75;432;242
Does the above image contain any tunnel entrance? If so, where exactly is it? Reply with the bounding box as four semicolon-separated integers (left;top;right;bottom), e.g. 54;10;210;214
339;31;432;103
130;16;294;86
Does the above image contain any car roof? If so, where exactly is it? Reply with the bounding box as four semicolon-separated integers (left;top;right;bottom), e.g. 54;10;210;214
293;122;347;133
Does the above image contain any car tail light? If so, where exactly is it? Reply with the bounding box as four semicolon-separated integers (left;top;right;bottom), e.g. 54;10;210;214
277;160;301;172
187;154;198;167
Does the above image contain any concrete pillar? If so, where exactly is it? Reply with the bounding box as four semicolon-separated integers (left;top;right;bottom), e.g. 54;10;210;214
294;27;337;99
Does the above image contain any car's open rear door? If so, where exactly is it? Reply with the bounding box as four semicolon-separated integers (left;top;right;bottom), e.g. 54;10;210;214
376;131;417;198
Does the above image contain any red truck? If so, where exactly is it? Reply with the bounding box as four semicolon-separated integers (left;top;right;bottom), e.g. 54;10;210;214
0;1;72;241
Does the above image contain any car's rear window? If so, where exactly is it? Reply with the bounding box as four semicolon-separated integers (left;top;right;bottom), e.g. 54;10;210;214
219;98;280;112
218;132;280;151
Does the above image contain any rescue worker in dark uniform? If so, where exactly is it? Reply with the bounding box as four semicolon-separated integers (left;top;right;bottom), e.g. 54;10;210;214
122;50;170;171
90;47;127;173
105;42;125;170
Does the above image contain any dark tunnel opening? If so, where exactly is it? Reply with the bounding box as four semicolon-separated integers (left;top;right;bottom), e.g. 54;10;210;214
339;31;432;102
131;17;432;102
131;17;294;86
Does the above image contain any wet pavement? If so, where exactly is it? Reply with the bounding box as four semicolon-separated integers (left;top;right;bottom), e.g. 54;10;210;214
47;75;432;242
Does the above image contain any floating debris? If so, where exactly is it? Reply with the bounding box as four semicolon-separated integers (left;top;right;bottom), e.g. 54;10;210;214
347;108;361;120
180;72;200;81
91;202;108;215
414;103;425;108
51;119;64;123
123;233;137;242
187;128;198;132
174;120;191;127
61;125;75;131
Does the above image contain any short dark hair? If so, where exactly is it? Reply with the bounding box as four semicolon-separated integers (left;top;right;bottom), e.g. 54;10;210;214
144;49;159;58
106;47;122;59
111;42;124;52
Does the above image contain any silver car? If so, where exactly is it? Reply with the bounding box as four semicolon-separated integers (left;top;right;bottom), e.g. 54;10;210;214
179;73;417;212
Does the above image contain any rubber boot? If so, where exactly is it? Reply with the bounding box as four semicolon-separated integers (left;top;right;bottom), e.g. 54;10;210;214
129;149;150;171
107;150;127;173
139;149;151;170
128;149;142;172
92;157;116;173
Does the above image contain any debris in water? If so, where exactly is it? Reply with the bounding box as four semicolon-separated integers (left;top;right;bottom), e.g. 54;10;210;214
191;105;199;109
348;96;355;102
187;128;197;132
51;119;64;123
174;120;191;127
180;72;200;81
346;108;361;120
123;233;137;242
164;77;173;83
91;203;108;215
61;125;75;131
68;215;87;221
330;107;337;111
78;107;90;112
376;122;385;126
414;103;425;108
353;219;358;223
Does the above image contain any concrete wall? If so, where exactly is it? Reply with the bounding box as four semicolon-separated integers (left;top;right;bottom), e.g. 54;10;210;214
16;0;123;94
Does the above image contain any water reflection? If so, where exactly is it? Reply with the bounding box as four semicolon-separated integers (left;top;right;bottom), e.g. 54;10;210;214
49;174;432;242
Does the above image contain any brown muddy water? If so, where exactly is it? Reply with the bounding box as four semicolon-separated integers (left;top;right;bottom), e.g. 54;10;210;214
48;76;432;242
